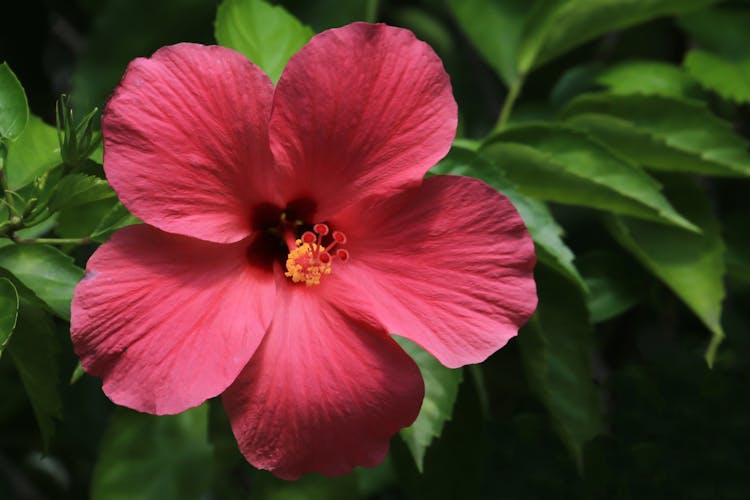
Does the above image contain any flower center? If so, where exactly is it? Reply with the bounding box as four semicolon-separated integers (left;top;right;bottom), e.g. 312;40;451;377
284;223;348;287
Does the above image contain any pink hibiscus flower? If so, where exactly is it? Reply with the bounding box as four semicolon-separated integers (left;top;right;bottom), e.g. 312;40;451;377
71;22;537;479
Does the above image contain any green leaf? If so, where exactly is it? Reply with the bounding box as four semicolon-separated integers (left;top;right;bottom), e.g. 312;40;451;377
252;470;364;500
396;337;463;472
481;124;698;231
683;51;750;104
519;264;602;469
4;115;61;190
56;94;102;168
70;361;85;384
607;176;726;365
433;146;586;290
391;366;488;500
524;203;585;291
549;63;603;109
596;60;701;98
518;0;717;72
90;201;140;242
578;251;646;323
0;243;84;320
391;7;455;58
90;141;103;165
7;303;61;448
724;210;750;287
48;174;115;213
0;63;29;141
92;405;213;500
12;217;58;242
678;7;750;103
447;0;529;86
563;93;750;177
0;278;19;357
56;198;119;239
678;7;750;59
215;0;314;83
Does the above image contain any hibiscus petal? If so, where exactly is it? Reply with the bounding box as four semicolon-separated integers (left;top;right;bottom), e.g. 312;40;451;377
222;286;424;479
334;175;537;368
270;22;457;220
103;43;277;243
71;225;275;414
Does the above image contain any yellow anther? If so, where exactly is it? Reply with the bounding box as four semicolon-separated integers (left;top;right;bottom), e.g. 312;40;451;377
284;240;332;286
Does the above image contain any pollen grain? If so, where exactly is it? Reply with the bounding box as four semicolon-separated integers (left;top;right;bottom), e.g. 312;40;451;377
284;241;332;287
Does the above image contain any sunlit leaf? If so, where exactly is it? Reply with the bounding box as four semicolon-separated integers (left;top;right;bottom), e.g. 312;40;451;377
482;124;698;231
90;142;103;164
519;265;602;469
0;243;84;320
397;337;463;472
683;51;750;104
7;303;61;448
215;0;314;83
48;174;115;213
678;6;750;103
563;93;750;177
607;176;726;365
0;278;19;357
596;60;701;98
0;62;28;141
92;405;213;500
434;146;586;290
4;115;61;190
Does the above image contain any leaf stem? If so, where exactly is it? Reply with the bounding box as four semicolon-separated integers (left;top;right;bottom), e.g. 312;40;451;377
365;0;379;23
469;365;490;419
493;74;526;133
13;236;90;246
705;330;725;368
0;143;17;218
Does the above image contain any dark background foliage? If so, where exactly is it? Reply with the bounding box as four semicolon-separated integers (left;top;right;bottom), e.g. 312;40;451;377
1;0;749;499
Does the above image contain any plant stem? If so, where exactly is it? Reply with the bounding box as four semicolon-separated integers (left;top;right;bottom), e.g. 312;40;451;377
469;364;490;419
0;143;17;218
365;0;379;22
705;330;725;368
13;236;90;245
493;74;526;133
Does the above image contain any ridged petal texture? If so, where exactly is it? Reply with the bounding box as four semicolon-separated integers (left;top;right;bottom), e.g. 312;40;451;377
270;22;457;221
223;285;424;479
103;43;278;243
73;22;536;479
332;175;537;368
71;226;275;414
